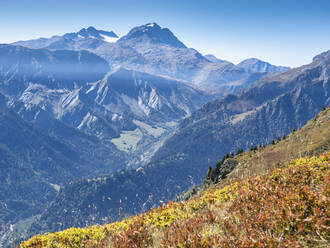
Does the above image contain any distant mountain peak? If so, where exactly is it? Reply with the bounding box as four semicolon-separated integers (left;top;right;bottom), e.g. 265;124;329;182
87;26;97;31
240;58;261;63
145;22;160;28
63;26;118;42
237;58;290;73
204;54;229;64
119;23;186;48
313;50;330;62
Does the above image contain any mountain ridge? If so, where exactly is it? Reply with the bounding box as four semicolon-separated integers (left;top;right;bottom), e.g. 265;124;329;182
237;58;290;73
0;44;212;169
12;23;290;95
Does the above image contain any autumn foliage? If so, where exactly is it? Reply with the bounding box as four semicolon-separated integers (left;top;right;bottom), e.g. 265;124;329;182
20;153;329;247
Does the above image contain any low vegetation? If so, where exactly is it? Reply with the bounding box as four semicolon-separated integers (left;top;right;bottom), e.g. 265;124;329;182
209;106;330;186
20;152;330;247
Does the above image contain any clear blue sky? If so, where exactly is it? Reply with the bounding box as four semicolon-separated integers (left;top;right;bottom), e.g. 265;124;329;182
1;0;329;67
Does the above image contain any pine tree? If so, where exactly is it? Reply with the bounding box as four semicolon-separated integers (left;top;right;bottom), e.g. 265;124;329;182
205;166;212;184
236;148;243;155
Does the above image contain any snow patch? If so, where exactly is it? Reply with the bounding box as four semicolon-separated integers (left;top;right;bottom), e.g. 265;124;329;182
138;96;151;116
148;87;161;109
100;34;119;43
111;113;123;121
86;82;99;94
78;112;98;129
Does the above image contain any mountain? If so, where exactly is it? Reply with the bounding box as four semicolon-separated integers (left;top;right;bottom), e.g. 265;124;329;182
78;67;211;165
152;50;330;166
0;44;128;171
0;44;110;96
237;58;290;73
0;92;124;232
118;23;186;48
12;26;118;50
12;24;290;95
0;44;128;166
20;51;330;239
65;26;118;41
0;44;212;169
0;44;210;246
20;106;330;248
115;23;252;92
204;54;228;63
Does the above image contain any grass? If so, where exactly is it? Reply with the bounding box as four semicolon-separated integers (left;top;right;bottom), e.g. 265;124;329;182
110;128;143;152
224;107;330;183
20;152;330;247
133;120;165;138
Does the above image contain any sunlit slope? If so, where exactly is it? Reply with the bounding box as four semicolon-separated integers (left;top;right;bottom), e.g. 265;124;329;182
225;106;330;183
20;153;330;248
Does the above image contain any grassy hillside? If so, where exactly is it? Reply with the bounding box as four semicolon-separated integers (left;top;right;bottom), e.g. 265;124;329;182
212;106;330;187
20;153;330;247
20;107;330;247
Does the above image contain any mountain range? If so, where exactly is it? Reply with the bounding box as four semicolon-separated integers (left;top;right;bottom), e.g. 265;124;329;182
0;22;328;247
17;50;329;241
13;23;290;94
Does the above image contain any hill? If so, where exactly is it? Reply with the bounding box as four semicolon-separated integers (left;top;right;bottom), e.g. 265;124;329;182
20;107;330;247
205;106;330;187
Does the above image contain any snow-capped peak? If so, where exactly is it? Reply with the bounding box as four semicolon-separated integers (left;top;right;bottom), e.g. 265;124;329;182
146;23;156;28
118;22;186;48
73;27;118;41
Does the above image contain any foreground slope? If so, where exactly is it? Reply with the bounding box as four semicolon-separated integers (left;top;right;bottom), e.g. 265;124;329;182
20;108;330;247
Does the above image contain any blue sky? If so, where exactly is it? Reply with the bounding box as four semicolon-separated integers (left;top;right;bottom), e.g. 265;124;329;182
0;0;329;67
